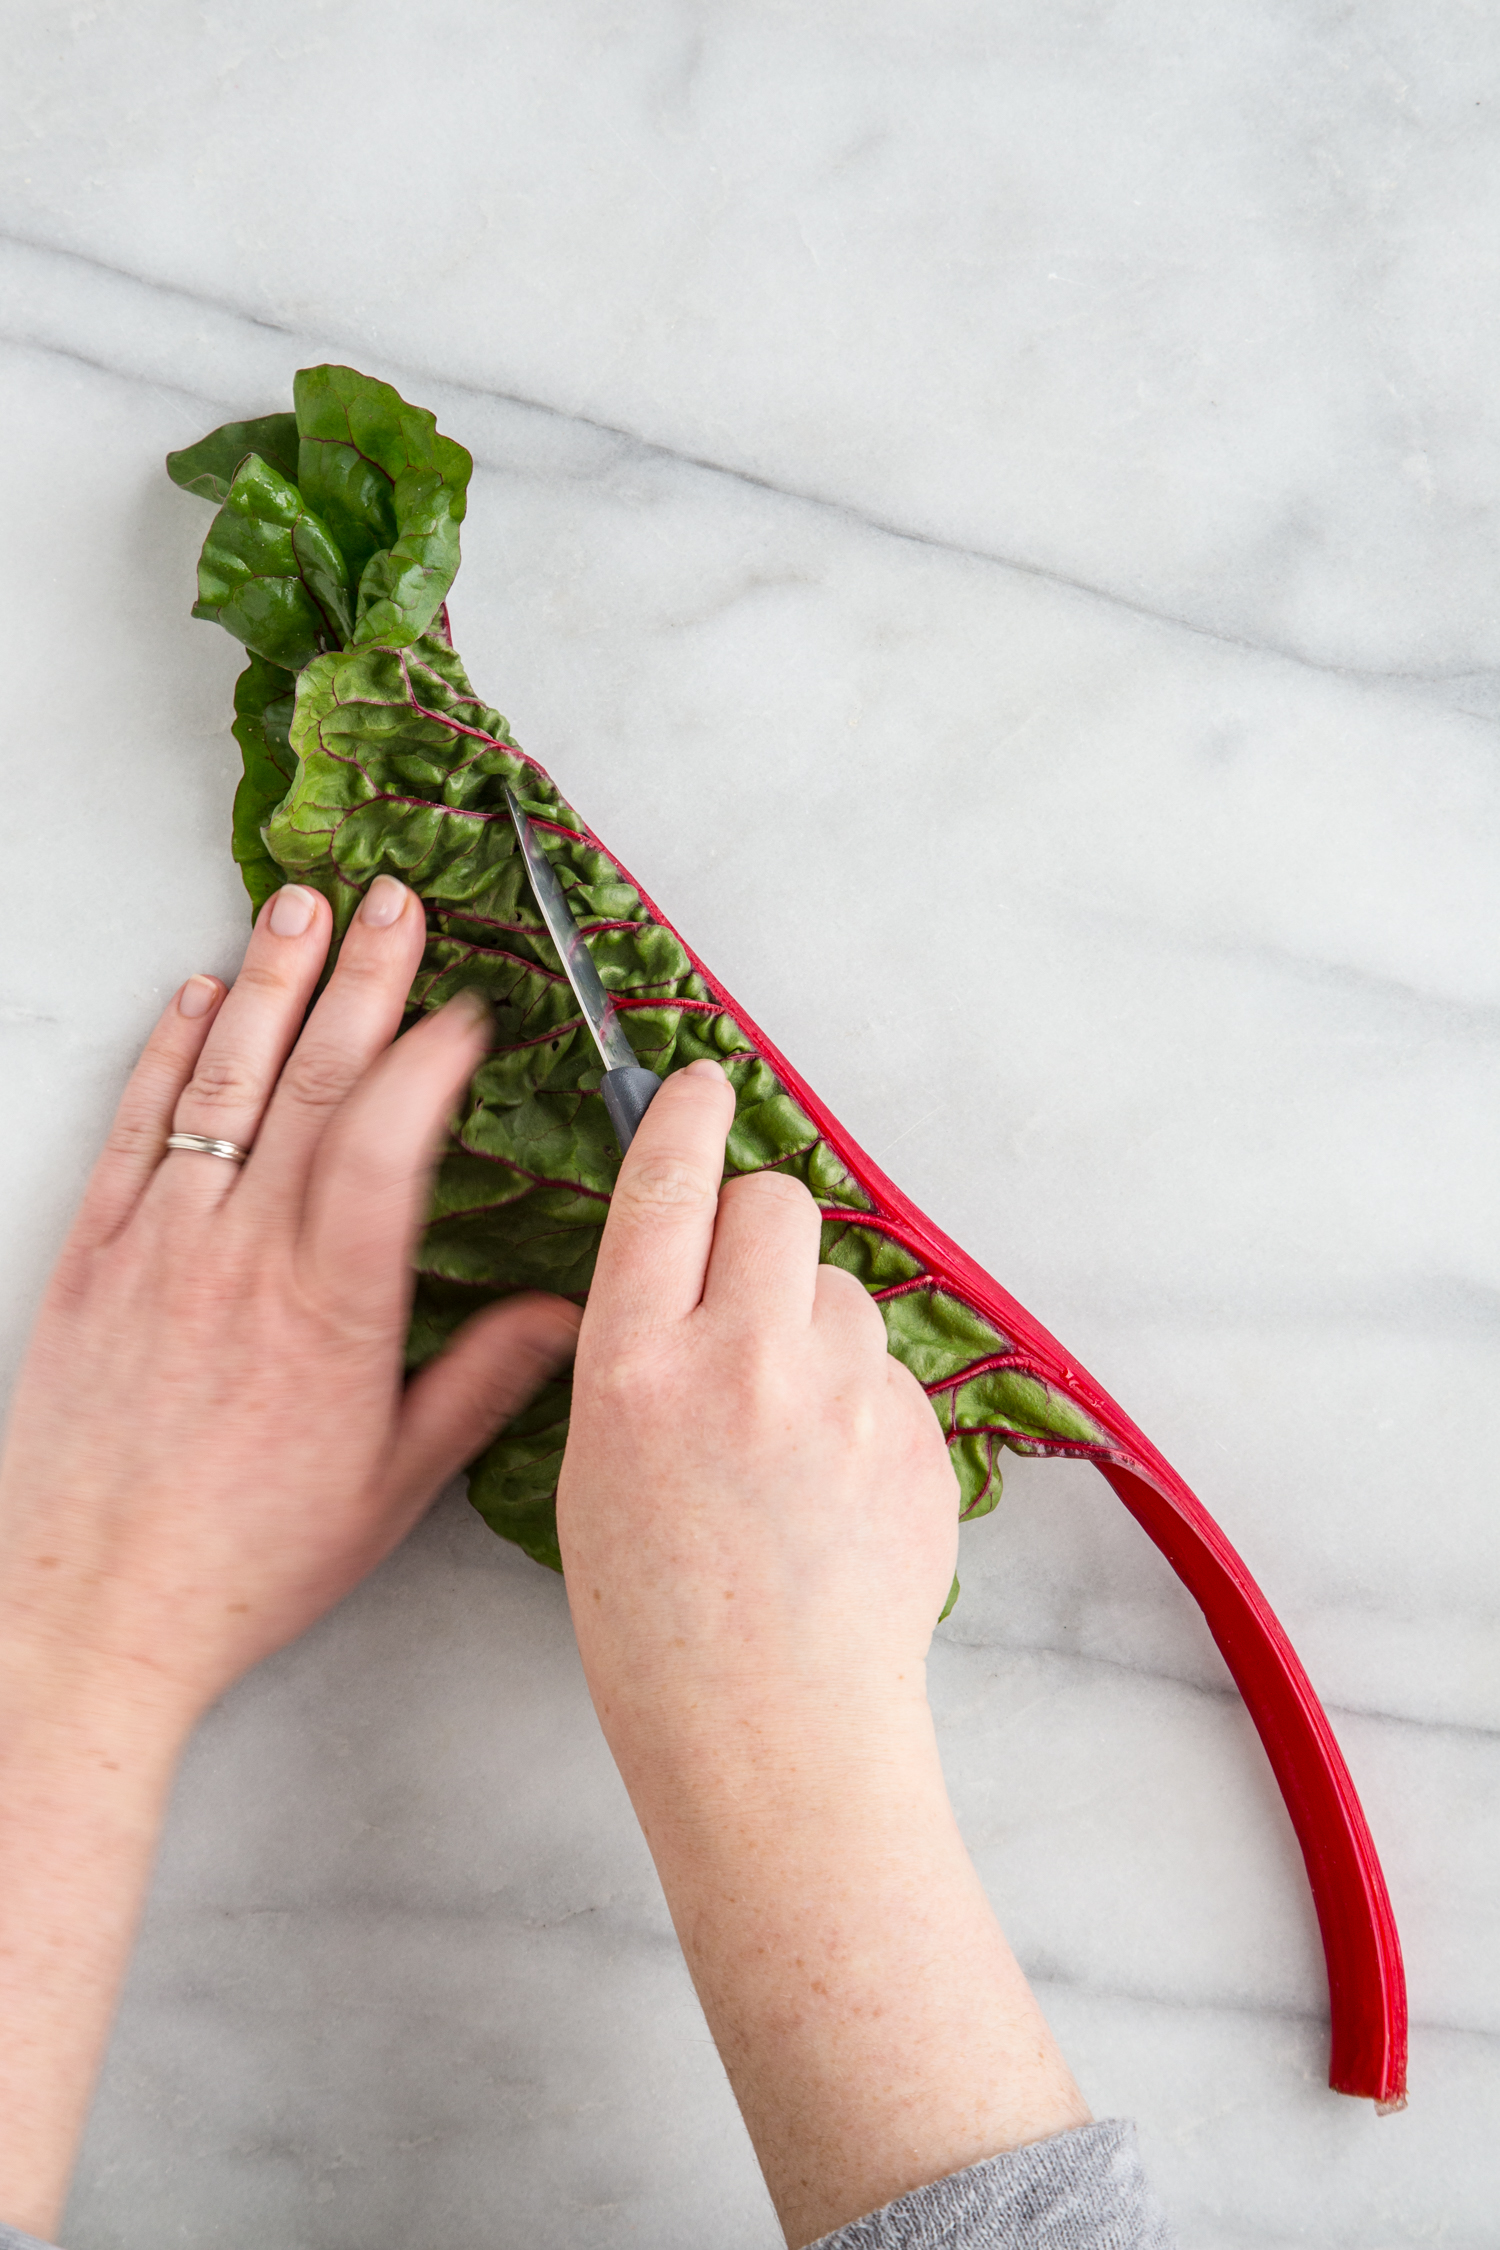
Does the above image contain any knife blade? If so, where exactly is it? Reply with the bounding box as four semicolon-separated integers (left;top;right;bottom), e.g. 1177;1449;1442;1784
505;785;663;1151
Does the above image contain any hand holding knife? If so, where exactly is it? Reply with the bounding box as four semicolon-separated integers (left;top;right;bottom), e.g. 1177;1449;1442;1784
505;787;663;1151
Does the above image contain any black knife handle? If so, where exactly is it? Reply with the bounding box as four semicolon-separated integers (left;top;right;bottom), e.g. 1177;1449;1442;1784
601;1066;663;1152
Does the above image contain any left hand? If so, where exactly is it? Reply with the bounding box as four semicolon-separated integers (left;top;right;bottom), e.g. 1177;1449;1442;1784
0;874;580;1724
0;874;578;2235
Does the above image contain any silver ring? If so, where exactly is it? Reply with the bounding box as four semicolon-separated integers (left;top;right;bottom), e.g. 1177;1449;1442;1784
165;1132;251;1165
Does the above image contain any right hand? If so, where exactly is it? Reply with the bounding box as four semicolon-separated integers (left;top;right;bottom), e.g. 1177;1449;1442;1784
559;1061;1088;2250
557;1057;960;1801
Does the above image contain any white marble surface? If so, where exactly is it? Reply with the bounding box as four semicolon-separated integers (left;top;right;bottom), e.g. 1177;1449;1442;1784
1;6;1497;2244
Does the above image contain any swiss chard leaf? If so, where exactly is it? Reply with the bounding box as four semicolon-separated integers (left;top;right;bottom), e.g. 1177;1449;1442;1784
161;362;1411;2108
166;411;300;503
192;454;353;670
293;364;471;646
230;655;298;915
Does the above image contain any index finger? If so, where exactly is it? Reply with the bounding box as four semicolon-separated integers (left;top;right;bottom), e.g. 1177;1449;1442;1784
585;1059;736;1345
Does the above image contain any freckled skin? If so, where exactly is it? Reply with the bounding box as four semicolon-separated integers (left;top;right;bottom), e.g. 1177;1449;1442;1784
561;1066;1089;2249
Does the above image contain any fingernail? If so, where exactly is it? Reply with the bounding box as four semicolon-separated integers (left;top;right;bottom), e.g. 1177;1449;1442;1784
684;1059;726;1081
359;874;409;929
267;885;317;938
178;975;220;1021
447;987;492;1029
540;1304;584;1362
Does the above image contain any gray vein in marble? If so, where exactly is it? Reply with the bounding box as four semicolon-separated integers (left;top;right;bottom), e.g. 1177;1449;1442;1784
0;329;216;402
1029;1969;1497;2047
1079;1274;1500;1336
169;1893;1500;2045
1070;904;1500;1035
938;1626;1500;1745
0;225;296;338
4;226;1495;706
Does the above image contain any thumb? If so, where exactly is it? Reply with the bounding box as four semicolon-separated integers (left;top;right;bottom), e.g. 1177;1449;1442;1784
383;1294;583;1516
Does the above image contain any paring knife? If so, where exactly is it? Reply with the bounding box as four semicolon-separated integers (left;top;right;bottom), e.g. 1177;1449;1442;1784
504;786;663;1152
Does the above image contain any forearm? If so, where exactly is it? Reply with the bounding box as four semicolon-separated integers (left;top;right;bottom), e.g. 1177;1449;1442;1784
0;1638;188;2236
606;1672;1090;2249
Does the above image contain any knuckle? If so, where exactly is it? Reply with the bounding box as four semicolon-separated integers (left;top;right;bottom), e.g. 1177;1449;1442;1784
233;957;294;999
106;1110;168;1162
328;942;396;990
593;1343;683;1424
818;1261;888;1332
836;1388;883;1449
614;1156;716;1216
892;1369;950;1453
665;1064;731;1108
722;1168;814;1215
182;1053;260;1114
278;1046;355;1115
113;1040;190;1130
726;1341;794;1417
133;1037;186;1087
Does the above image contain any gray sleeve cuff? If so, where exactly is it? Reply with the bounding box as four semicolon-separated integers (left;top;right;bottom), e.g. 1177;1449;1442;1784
0;2121;1173;2250
809;2119;1176;2249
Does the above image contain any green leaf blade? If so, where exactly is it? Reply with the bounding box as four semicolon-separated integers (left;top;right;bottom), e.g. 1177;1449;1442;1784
230;655;298;915
166;412;300;503
194;455;352;671
293;366;471;646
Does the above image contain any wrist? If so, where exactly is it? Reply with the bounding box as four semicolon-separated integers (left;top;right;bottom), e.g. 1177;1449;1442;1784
593;1654;948;1871
0;1611;198;1790
0;1494;211;1757
600;1667;1090;2250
